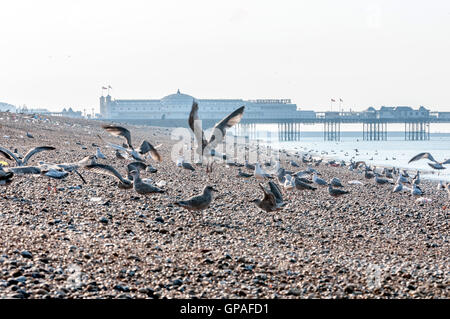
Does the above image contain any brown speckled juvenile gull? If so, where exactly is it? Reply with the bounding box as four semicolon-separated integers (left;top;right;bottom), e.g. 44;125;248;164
174;186;218;220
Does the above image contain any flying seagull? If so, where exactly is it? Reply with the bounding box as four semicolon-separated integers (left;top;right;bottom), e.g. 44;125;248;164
0;146;56;167
188;100;244;171
86;163;133;189
100;125;162;162
408;152;450;170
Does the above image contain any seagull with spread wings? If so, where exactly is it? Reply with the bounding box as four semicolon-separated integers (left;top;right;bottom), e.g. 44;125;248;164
0;146;55;167
408;152;450;170
251;181;286;222
188;100;244;172
100;125;162;162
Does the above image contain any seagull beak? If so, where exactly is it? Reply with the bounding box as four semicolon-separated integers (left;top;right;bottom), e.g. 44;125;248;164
212;187;219;192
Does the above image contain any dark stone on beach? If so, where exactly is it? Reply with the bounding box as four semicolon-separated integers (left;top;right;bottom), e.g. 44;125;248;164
172;279;183;286
344;285;355;294
99;217;109;224
155;216;164;223
20;251;33;259
113;284;130;292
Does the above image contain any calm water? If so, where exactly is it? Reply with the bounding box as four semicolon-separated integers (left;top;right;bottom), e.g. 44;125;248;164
233;126;450;182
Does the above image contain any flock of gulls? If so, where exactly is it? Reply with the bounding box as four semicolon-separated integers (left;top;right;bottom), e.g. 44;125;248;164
1;101;450;223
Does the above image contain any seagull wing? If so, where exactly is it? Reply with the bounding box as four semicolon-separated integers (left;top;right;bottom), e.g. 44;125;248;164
138;140;162;162
0;147;20;165
208;106;245;148
102;125;133;149
441;158;450;165
85;163;129;184
23;146;56;165
408;152;437;164
127;161;147;173
188;101;208;153
97;134;129;152
259;183;277;207
268;181;283;203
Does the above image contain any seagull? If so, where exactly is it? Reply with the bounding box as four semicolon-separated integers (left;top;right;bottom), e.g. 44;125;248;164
412;171;420;185
254;163;272;179
294;176;316;191
408;152;450;170
174;186;218;221
251;182;286;221
290;160;299;167
375;173;393;185
188;100;244;171
312;173;327;186
129;170;164;195
328;184;349;197
85;163;133;189
115;149;127;160
330;177;344;187
0;165;13;186
411;184;423;196
392;181;403;193
100;125;162;162
244;160;255;171
96;147;107;159
126;161;148;180
364;168;375;179
396;174;409;184
0;146;56;166
237;168;253;178
282;174;296;190
146;164;158;173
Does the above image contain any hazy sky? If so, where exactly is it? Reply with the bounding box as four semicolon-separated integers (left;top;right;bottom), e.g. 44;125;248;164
1;0;449;112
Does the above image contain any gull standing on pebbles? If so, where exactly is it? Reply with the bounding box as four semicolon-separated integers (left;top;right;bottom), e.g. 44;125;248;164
237;168;253;178
245;160;255;171
328;184;349;197
312;173;327;186
294;176;316;191
96;147;107;159
254;163;272;179
393;181;403;193
330;177;344;187
375;173;393;185
411;184;423;196
174;186;218;221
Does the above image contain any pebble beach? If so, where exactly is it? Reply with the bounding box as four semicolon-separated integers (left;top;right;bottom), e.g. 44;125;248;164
0;112;448;299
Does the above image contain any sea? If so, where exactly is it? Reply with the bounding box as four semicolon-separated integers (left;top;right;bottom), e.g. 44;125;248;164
231;124;450;182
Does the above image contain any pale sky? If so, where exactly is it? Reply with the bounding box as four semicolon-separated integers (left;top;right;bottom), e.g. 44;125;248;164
1;0;449;112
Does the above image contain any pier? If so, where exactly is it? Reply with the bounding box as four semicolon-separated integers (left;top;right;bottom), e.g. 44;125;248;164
236;110;448;142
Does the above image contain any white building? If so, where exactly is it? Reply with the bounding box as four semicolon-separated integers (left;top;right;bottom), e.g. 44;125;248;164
100;90;305;122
